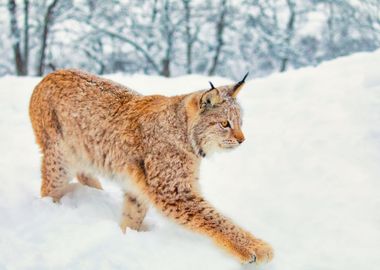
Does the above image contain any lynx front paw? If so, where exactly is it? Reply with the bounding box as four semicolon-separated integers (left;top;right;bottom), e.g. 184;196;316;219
247;238;274;264
217;232;274;265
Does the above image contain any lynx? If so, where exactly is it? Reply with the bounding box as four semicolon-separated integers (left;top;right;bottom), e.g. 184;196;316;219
29;69;273;264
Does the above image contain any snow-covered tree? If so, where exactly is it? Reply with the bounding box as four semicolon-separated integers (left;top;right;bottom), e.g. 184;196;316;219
1;0;379;78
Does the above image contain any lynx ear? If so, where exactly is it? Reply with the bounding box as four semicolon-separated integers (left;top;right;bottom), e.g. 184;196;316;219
228;72;249;98
200;87;223;109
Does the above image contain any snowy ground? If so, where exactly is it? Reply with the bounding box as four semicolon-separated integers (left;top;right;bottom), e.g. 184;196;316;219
1;51;380;270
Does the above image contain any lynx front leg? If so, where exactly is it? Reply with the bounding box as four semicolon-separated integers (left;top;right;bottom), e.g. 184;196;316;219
152;189;273;264
142;153;273;264
120;192;148;233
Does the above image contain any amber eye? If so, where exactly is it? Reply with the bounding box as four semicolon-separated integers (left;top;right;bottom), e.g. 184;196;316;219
220;120;230;128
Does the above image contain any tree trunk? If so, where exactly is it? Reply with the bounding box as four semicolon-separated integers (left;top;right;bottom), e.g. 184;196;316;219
280;58;289;72
161;0;173;77
280;0;296;72
183;0;192;74
8;0;26;76
23;0;29;75
161;58;170;77
208;0;227;76
37;0;60;76
326;2;336;59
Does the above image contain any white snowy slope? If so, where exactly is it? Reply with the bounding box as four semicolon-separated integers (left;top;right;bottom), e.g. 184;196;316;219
1;51;380;270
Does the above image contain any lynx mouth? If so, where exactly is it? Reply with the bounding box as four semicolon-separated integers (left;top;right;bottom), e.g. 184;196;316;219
220;140;239;148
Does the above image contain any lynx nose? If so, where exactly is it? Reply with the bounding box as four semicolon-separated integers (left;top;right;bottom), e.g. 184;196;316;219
237;136;245;144
234;130;245;144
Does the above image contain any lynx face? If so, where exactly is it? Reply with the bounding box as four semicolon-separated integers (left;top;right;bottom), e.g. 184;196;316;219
190;82;247;156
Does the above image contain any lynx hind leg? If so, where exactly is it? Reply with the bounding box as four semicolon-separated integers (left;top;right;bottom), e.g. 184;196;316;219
120;192;148;233
77;173;103;190
41;142;76;202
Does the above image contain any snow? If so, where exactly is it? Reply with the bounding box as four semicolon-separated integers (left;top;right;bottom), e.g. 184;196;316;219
1;50;380;270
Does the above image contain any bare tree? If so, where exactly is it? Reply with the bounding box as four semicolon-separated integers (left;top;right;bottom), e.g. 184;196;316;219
280;0;296;72
37;0;60;76
160;0;173;77
183;0;193;74
7;0;26;75
208;0;227;75
23;0;29;75
1;0;380;78
92;24;161;74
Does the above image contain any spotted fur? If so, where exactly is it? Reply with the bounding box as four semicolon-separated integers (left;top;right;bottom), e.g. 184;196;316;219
29;69;273;264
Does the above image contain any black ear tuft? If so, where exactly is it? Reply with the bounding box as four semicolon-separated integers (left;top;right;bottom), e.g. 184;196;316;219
241;72;249;83
229;72;249;98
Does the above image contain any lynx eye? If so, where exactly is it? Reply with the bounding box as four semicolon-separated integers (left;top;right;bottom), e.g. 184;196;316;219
220;120;230;128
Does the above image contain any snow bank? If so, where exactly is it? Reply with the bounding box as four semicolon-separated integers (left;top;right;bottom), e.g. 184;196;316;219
1;51;380;270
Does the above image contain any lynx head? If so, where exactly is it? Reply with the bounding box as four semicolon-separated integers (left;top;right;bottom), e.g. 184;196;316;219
188;73;248;157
